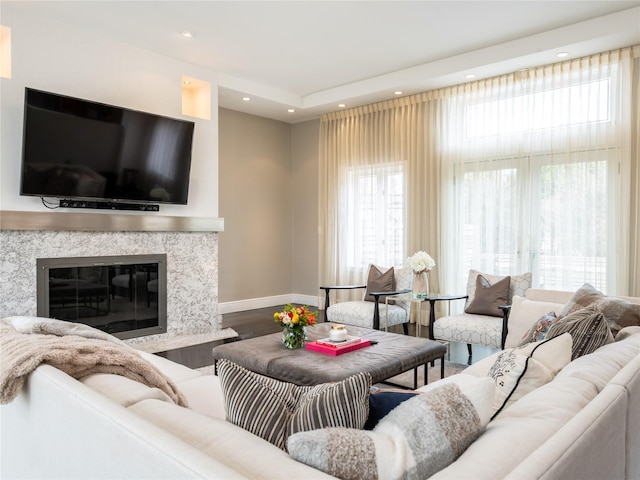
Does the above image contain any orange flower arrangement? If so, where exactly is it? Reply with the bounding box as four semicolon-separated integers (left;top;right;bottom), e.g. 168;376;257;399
273;304;317;327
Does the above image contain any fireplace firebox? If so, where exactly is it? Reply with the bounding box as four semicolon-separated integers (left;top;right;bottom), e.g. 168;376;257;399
36;254;167;339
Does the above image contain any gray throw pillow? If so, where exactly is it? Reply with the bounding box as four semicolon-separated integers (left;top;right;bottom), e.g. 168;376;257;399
288;375;495;480
465;275;510;317
595;297;640;337
558;283;640;338
559;283;604;317
364;265;395;302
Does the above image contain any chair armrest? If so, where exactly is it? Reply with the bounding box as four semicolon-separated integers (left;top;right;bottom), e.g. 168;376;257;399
499;305;512;349
368;290;412;330
320;285;366;309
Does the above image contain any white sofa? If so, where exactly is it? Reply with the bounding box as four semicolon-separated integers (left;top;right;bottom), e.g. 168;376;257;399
1;289;639;479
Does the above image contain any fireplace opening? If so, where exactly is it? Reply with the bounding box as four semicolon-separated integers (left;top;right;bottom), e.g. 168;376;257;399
36;254;167;339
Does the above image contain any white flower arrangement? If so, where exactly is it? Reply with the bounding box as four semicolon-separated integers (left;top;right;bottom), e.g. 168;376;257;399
407;251;435;273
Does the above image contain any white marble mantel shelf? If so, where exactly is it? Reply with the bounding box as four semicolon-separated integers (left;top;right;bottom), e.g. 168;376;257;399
0;210;224;232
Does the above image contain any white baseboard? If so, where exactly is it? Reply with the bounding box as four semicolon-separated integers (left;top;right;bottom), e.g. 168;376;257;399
219;294;320;315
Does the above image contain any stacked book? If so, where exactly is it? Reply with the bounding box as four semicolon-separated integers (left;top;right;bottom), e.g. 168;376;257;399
305;336;372;356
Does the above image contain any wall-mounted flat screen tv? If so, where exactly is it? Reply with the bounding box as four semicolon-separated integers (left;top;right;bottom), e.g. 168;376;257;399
20;88;195;205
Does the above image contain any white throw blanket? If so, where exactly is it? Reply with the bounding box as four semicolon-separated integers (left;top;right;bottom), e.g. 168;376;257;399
0;316;188;406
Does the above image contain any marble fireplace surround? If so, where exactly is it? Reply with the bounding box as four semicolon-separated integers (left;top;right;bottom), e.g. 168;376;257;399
0;211;236;351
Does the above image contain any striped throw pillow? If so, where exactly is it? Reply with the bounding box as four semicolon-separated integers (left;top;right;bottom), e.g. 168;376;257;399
546;304;614;359
216;359;371;451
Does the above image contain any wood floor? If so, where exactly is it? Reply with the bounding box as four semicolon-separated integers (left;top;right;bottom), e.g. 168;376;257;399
156;305;498;369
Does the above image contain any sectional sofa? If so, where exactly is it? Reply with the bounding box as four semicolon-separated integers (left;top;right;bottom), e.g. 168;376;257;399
1;287;639;479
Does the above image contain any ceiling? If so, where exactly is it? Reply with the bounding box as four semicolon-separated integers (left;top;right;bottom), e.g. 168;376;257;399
4;1;640;123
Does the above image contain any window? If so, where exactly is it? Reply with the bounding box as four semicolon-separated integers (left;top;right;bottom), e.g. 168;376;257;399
344;163;406;269
452;67;619;293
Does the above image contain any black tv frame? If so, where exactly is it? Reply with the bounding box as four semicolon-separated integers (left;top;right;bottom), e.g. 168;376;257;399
20;88;195;209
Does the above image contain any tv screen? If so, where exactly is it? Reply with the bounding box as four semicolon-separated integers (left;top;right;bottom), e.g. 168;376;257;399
20;88;195;205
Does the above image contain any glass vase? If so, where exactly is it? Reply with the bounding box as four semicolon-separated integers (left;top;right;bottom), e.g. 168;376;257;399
412;271;430;297
282;325;307;349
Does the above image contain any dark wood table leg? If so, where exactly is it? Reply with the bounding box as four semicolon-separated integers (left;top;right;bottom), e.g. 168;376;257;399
428;299;437;340
440;355;445;379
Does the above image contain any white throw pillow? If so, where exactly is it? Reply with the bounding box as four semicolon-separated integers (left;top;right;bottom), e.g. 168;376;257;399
463;333;572;418
504;296;564;348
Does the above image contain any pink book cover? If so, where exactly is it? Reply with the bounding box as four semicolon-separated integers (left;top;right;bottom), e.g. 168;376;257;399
305;338;371;356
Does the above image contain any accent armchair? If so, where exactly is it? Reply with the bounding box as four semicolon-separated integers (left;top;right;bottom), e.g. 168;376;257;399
431;269;531;355
321;265;412;333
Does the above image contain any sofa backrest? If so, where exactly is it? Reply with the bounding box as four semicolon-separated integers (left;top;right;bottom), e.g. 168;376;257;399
526;288;640;305
0;365;248;479
433;330;640;480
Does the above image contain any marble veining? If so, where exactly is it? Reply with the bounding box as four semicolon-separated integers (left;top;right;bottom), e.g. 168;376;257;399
0;229;221;347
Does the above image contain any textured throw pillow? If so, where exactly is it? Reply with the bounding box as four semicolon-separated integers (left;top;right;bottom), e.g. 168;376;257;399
217;360;371;451
517;311;561;346
364;265;395;302
595;297;640;337
545;304;614;359
465;275;511;317
288;376;495;480
559;283;603;317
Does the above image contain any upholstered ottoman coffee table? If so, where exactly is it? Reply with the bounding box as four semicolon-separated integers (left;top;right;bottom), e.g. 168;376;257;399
212;323;446;388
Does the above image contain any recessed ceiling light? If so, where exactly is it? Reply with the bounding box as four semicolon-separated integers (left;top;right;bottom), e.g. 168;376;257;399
465;74;476;79
183;80;191;85
180;30;196;38
242;97;251;102
338;103;346;108
394;91;403;95
288;109;295;113
557;51;569;58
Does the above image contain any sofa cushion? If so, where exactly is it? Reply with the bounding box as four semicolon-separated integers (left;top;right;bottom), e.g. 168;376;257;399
505;295;564;348
80;373;173;407
288;375;495;480
465;275;510;317
216;359;370;451
128;399;333;480
364;265;394;302
546;304;614;359
556;328;640;391
464;333;572;417
175;374;226;419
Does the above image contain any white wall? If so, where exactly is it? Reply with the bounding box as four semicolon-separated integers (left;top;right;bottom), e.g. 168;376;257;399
0;6;219;217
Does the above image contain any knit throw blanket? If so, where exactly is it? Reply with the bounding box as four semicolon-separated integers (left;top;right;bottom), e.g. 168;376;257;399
0;316;188;407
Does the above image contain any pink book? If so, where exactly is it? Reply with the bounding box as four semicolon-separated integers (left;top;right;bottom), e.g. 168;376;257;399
305;338;371;356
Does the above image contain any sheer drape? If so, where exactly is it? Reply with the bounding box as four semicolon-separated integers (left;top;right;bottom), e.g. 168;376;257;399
442;48;638;295
319;46;640;302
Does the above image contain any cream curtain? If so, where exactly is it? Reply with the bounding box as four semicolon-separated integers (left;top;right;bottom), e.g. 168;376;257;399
319;96;443;304
319;46;640;301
